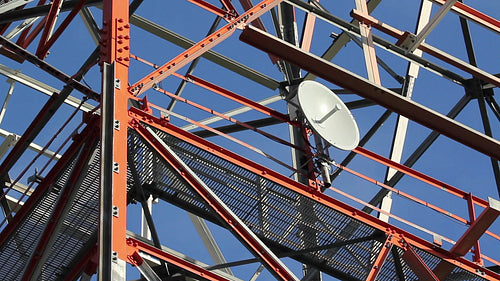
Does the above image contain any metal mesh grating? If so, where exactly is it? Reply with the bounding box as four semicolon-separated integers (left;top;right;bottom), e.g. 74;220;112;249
0;140;100;281
413;247;487;281
132;125;491;281
134;125;387;280
37;145;100;280
128;130;209;213
0;123;488;280
0;153;79;281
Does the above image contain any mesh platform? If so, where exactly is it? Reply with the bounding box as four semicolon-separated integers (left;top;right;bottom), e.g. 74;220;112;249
128;124;488;281
0;139;100;281
0;122;488;280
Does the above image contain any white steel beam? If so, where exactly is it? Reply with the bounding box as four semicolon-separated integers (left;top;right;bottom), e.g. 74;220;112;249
0;129;61;160
354;0;381;84
188;213;234;276
181;95;282;131
0;0;37;14
0;64;94;112
407;0;458;52
380;0;433;223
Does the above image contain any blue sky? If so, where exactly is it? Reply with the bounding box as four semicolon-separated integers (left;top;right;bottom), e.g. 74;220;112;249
0;0;499;280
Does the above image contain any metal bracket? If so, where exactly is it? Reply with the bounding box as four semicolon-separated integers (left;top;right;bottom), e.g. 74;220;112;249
114;78;121;89
113;162;119;173
396;32;417;52
112;251;118;263
112;205;119;217
114;120;120;130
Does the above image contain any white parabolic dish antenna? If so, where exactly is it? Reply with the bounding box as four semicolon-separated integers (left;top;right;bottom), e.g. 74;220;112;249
297;81;360;151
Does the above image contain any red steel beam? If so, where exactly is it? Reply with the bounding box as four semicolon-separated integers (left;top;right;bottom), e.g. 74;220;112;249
131;119;300;281
239;26;500;161
127;107;500;281
401;245;439;281
365;235;394;281
187;0;235;19
35;0;63;58
126;238;233;281
173;73;292;124
433;198;500;280
430;0;500;35
129;0;283;95
36;0;87;59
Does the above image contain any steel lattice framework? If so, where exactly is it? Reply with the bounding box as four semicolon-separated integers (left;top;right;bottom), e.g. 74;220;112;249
0;0;498;280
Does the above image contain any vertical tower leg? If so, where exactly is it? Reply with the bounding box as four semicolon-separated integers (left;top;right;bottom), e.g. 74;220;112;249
100;0;130;280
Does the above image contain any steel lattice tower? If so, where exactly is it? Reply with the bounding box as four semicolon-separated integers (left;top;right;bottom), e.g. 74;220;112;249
0;0;498;280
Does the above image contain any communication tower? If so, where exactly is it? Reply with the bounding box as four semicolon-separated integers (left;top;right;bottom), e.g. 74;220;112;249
0;0;499;280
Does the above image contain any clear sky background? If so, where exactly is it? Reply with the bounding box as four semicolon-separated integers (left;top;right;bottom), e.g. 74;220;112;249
0;0;499;280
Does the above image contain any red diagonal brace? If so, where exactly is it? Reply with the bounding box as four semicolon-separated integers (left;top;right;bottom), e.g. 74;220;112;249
176;73;291;123
35;0;63;58
433;197;500;280
129;0;283;95
127;238;232;281
36;0;88;59
131;120;299;281
402;244;439;281
366;235;394;281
